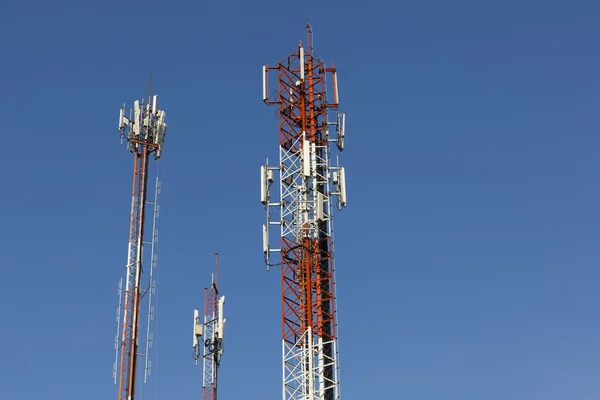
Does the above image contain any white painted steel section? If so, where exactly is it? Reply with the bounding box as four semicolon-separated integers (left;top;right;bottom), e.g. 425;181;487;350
282;329;340;400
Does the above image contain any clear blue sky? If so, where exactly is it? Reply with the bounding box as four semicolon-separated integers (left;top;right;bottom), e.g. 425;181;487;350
0;0;598;399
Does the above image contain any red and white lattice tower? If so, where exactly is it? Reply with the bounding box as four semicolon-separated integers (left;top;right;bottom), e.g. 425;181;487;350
193;254;226;400
261;24;347;400
113;81;167;400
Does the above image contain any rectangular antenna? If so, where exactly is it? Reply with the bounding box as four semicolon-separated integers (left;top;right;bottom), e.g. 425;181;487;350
339;167;347;207
332;70;339;104
152;95;157;114
299;47;305;80
193;309;201;348
260;166;267;204
119;108;125;130
316;191;324;220
302;134;310;177
217;296;225;340
133;100;141;136
262;224;269;254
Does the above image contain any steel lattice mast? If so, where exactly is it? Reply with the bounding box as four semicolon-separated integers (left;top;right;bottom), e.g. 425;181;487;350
114;81;167;400
261;24;347;400
194;254;226;400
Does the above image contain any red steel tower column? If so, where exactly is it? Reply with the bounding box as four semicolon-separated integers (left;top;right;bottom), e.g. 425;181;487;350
261;25;347;400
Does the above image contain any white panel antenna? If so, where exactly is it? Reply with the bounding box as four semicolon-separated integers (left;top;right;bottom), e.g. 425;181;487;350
316;191;324;220
299;47;305;80
333;70;339;104
119;108;125;130
336;113;345;151
193;309;202;348
143;111;151;129
339;167;347;208
262;224;269;254
302;135;310;177
152;95;157;114
260;166;267;204
133;100;141;136
217;296;225;341
262;66;268;101
261;165;274;205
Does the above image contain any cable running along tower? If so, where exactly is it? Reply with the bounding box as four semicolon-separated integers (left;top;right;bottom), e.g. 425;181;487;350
193;253;226;400
114;81;167;400
261;25;347;400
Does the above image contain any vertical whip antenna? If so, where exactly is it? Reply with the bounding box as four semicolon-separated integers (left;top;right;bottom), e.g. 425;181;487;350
306;21;314;54
147;74;152;106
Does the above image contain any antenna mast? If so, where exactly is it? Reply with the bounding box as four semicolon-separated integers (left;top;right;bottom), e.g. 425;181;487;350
114;81;167;400
261;25;347;400
194;253;226;400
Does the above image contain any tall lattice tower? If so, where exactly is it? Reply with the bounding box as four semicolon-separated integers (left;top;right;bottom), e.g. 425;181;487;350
113;81;167;400
193;253;226;400
260;24;347;400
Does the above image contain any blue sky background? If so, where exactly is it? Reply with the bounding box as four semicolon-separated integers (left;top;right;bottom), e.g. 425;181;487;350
1;0;599;399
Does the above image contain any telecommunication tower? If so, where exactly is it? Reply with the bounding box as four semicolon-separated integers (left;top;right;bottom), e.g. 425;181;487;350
113;80;167;400
260;24;347;400
193;253;226;400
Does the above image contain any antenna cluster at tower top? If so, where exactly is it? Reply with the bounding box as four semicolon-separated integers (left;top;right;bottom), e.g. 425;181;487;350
118;94;167;159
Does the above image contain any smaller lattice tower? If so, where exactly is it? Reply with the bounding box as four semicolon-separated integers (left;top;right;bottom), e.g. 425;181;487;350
193;253;226;400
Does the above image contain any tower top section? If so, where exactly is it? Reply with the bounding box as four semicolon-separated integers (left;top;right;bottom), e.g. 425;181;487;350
118;91;167;160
